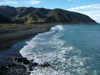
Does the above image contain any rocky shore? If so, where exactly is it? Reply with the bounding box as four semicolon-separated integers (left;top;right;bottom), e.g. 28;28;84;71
0;57;33;75
0;62;28;75
0;57;55;75
0;24;54;75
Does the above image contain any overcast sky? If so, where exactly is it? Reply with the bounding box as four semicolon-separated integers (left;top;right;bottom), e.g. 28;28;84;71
0;0;100;23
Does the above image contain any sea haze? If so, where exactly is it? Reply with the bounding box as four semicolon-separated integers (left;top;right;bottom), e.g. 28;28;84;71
19;24;100;75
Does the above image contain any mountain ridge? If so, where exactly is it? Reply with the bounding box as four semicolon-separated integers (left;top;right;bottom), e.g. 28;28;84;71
0;5;97;24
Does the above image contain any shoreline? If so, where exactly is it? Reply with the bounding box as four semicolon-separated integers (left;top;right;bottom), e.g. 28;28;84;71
0;24;54;51
0;24;100;75
0;23;99;51
0;24;54;75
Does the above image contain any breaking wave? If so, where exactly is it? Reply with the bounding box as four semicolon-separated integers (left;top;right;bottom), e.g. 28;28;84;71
19;25;98;75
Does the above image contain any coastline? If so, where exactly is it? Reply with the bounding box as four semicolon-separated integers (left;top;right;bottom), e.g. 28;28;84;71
0;23;99;51
0;24;54;75
0;24;54;51
0;24;99;75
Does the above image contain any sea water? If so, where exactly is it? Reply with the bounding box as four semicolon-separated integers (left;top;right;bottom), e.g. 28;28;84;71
19;25;100;75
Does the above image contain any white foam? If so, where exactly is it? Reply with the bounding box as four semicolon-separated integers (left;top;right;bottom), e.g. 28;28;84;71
80;62;84;66
19;25;63;58
51;25;63;31
19;25;89;75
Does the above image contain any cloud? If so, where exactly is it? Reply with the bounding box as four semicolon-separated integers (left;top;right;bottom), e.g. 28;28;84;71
0;0;18;4
68;4;100;11
67;4;100;23
80;11;100;15
80;10;100;23
26;0;40;4
80;10;100;18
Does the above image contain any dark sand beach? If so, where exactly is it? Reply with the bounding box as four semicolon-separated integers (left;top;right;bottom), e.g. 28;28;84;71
0;24;54;75
0;24;54;51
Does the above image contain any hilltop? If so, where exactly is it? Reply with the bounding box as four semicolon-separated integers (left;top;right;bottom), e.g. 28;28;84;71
0;6;97;24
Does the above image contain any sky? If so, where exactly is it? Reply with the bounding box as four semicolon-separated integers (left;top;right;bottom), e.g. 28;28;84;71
0;0;100;23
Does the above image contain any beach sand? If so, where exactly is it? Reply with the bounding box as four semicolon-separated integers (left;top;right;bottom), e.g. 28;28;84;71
0;24;54;75
0;24;54;51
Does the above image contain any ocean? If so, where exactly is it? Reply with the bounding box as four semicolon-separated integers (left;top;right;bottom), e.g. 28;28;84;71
19;24;100;75
0;24;100;75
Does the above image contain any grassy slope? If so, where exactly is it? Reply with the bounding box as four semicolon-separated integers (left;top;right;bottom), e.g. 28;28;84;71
0;6;97;24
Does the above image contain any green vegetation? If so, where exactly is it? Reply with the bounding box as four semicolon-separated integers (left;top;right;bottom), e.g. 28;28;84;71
0;5;97;24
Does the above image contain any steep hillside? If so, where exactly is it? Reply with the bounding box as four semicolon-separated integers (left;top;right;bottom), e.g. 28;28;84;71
0;14;12;23
0;6;97;24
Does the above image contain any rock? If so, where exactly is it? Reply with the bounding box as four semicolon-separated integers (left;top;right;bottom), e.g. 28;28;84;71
63;56;70;59
39;62;50;67
13;57;23;62
0;57;31;75
33;62;38;66
0;66;7;69
5;63;16;67
22;58;29;65
4;45;10;48
43;62;50;67
29;62;38;71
